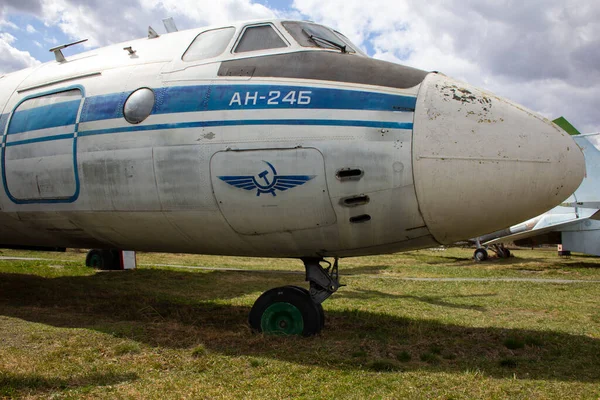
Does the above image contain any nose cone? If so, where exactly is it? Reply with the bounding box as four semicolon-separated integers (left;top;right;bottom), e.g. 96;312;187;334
412;73;585;244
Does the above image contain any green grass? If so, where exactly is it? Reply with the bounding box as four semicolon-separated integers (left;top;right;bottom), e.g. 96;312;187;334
0;247;599;398
5;246;600;280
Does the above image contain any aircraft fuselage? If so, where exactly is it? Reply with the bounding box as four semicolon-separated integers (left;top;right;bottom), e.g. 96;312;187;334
0;19;585;259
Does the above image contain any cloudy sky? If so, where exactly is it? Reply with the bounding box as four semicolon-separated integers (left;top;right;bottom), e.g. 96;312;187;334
1;0;598;132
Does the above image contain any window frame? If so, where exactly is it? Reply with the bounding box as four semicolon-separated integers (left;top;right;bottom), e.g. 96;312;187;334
282;21;361;55
333;30;367;57
181;26;237;62
231;23;289;55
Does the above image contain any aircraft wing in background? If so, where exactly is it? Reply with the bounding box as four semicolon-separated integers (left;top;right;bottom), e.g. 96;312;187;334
484;208;600;246
484;218;582;246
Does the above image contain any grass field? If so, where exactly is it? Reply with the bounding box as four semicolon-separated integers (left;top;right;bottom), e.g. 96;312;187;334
1;247;599;399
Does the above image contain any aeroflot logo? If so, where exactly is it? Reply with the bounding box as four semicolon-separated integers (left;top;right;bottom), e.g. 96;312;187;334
218;161;315;197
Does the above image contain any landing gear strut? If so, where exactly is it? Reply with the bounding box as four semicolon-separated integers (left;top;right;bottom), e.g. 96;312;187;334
473;240;511;262
473;238;488;262
493;244;511;259
248;258;341;336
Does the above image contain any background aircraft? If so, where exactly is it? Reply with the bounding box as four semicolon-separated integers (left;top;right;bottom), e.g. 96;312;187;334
474;120;599;261
0;19;585;335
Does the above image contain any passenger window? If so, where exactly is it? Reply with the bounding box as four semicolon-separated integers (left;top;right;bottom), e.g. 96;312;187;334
183;27;235;61
234;25;287;53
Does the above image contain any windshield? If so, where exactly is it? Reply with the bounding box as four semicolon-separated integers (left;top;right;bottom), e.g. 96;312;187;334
282;21;360;54
333;30;367;57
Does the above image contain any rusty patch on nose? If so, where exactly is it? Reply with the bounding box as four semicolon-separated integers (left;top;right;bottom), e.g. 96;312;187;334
439;84;492;109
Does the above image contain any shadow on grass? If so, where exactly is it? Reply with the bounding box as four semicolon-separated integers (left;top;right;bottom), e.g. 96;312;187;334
0;270;599;383
397;252;471;265
0;371;138;397
341;264;396;275
556;261;600;269
426;251;600;270
336;289;492;312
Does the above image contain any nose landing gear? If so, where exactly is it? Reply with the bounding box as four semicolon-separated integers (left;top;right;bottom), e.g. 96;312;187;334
248;258;340;336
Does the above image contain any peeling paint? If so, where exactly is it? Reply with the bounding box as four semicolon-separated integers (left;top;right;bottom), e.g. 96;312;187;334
439;84;492;108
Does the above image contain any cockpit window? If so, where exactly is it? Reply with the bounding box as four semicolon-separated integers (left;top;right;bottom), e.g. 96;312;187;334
333;30;367;56
183;27;235;62
282;21;357;54
234;25;287;53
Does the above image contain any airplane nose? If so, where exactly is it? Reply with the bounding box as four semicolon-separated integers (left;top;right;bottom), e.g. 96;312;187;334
412;73;585;244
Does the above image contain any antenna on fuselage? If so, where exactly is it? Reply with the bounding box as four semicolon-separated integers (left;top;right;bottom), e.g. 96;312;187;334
49;39;88;63
148;26;160;39
162;17;178;33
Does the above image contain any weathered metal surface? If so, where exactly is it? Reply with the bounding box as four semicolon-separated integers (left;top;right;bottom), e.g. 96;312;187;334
412;73;584;244
211;148;336;235
0;19;585;259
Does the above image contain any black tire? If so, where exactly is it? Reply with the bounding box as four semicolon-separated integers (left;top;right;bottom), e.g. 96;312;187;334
85;249;105;269
504;249;511;258
85;249;120;270
284;285;325;329
249;286;322;336
474;248;488;262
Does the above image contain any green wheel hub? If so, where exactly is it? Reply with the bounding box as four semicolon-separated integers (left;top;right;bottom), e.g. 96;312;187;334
260;302;304;335
89;253;103;268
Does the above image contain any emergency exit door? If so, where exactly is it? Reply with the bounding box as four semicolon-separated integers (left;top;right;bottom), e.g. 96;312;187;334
3;88;82;203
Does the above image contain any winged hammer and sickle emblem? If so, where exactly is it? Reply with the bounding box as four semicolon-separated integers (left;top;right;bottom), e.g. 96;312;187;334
218;161;315;196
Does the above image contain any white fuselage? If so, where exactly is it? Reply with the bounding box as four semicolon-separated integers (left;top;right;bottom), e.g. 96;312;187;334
0;20;585;258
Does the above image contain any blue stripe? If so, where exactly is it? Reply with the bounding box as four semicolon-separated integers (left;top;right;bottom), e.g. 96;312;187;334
0;83;414;205
79;119;413;137
80;92;126;122
7;100;81;134
80;85;417;122
6;133;74;147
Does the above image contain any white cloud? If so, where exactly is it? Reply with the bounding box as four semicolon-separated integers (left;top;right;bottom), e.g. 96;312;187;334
143;0;277;26
0;32;16;44
37;0;278;48
25;24;37;33
0;0;42;15
0;32;40;75
292;0;600;132
0;19;19;30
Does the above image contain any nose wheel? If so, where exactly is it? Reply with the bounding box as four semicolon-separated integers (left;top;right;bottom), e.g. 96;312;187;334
249;286;324;336
249;258;339;336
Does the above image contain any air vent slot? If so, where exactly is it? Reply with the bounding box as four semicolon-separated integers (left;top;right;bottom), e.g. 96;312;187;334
341;195;370;207
350;214;371;224
336;168;363;181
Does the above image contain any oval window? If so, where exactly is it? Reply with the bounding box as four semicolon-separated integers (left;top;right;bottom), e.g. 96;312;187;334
123;88;155;124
